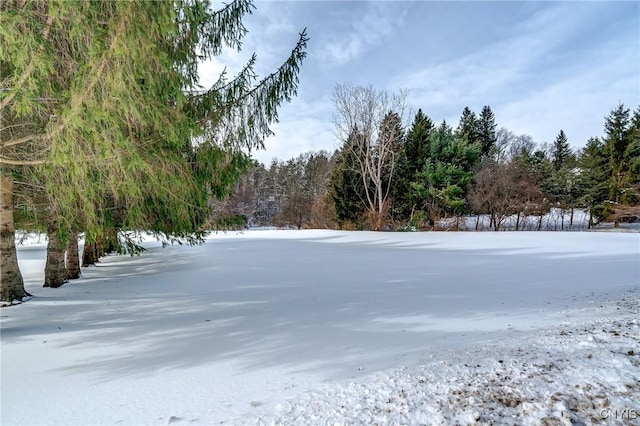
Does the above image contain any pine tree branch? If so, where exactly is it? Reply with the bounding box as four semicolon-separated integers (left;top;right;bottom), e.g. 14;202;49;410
193;29;308;148
0;12;54;112
45;7;128;144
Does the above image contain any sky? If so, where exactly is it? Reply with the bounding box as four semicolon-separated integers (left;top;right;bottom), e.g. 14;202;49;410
199;1;640;165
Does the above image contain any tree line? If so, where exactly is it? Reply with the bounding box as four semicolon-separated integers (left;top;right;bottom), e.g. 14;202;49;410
0;0;308;302
217;86;639;233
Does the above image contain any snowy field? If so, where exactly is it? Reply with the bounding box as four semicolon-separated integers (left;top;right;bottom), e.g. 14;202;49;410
1;230;639;425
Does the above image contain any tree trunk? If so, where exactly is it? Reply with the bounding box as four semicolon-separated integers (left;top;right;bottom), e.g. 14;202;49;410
537;214;543;231
66;230;81;279
82;241;97;267
0;172;27;302
569;207;574;230
103;227;119;254
96;235;106;258
44;223;68;288
515;212;521;231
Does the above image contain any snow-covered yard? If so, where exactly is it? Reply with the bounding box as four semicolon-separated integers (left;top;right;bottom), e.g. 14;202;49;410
1;230;639;425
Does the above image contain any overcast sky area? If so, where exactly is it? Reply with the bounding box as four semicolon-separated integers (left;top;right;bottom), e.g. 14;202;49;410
199;1;640;165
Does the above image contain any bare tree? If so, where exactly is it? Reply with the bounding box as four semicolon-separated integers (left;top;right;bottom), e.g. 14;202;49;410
333;84;407;230
275;192;313;229
508;134;537;161
469;160;544;231
493;127;515;163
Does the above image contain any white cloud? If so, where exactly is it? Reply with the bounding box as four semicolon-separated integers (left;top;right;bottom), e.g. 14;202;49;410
255;117;336;165
318;2;404;67
254;95;336;164
498;53;638;146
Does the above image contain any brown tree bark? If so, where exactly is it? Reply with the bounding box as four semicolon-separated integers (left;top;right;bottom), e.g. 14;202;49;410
96;236;105;258
43;223;68;288
82;241;97;267
66;230;81;279
0;172;27;302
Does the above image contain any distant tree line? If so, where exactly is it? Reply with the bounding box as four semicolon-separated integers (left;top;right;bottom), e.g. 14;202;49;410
215;89;640;232
210;151;336;230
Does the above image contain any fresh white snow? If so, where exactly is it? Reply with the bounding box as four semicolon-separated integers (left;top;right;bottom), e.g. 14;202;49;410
1;230;639;425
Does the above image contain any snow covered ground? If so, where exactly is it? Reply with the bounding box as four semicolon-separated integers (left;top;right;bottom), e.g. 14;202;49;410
1;230;639;425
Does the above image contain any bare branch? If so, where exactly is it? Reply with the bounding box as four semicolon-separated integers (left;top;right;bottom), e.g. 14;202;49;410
1;134;40;148
0;156;47;165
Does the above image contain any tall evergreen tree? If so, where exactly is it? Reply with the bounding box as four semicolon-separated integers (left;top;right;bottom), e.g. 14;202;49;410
456;107;479;146
403;110;434;173
477;105;497;157
603;104;631;202
551;130;573;171
620;106;640;205
576;137;609;225
547;130;577;228
329;133;367;227
394;109;433;219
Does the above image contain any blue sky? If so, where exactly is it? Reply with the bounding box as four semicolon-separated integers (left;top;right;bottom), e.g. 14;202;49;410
200;1;640;165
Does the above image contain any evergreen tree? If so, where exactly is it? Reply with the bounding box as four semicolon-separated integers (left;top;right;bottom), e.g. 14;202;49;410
603;104;631;202
477;105;497;157
551;130;573;171
412;121;481;223
547;130;577;226
620;106;640;205
456;107;479;146
576;137;609;225
329;133;367;227
0;0;308;301
404;110;434;173
394;109;433;220
604;104;631;166
303;151;333;200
